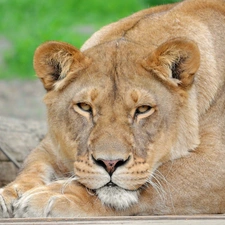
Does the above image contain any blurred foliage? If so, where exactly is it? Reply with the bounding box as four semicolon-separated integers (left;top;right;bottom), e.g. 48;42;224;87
0;0;179;79
143;0;179;6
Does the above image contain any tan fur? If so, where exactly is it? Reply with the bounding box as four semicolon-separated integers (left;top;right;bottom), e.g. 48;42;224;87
1;0;225;217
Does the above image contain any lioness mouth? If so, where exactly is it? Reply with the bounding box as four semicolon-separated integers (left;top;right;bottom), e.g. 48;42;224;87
106;182;117;187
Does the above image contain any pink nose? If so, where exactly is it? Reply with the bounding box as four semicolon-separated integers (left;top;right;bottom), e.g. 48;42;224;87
92;155;130;175
101;159;122;174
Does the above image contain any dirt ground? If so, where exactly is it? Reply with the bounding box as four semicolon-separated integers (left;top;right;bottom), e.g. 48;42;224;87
0;80;46;121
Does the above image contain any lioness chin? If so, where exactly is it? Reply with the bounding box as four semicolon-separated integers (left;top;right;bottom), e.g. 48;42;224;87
1;0;225;218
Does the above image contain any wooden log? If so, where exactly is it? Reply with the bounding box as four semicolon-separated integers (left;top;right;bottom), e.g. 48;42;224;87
0;116;47;186
0;161;18;187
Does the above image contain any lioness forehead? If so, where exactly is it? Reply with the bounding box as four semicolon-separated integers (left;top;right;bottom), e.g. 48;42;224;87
69;41;162;104
68;53;161;109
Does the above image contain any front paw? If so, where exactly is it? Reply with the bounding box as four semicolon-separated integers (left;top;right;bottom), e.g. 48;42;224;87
0;189;11;218
13;181;108;218
13;181;86;218
13;188;58;217
0;184;23;218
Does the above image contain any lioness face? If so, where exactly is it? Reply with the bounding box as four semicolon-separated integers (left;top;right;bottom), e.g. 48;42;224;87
34;39;200;209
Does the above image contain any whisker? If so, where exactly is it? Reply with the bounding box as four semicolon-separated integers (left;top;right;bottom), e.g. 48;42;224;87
60;175;78;194
151;173;166;195
153;169;176;214
147;174;166;203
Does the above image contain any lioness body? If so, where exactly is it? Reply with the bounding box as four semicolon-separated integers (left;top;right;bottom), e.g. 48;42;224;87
1;0;225;217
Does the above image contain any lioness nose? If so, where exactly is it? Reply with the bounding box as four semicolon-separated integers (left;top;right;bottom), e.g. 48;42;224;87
102;159;123;174
94;158;126;175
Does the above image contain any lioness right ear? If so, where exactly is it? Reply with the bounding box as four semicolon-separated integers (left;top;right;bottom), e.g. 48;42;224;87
142;38;200;88
33;41;89;91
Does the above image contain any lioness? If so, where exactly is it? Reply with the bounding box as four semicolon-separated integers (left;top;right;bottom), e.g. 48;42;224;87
1;0;225;218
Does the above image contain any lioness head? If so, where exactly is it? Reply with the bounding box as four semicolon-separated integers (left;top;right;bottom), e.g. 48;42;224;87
34;38;200;210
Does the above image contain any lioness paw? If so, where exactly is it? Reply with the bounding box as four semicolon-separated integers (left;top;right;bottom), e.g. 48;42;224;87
0;183;40;218
13;187;81;218
0;189;11;218
13;190;57;217
0;186;20;218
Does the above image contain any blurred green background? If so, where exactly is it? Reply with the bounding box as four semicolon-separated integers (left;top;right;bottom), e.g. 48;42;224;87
0;0;179;80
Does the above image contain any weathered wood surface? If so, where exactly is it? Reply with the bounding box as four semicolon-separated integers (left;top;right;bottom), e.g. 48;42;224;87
0;216;224;225
0;116;46;186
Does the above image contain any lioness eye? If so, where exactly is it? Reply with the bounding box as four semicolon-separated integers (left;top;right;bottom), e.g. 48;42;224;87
77;103;92;113
135;105;151;115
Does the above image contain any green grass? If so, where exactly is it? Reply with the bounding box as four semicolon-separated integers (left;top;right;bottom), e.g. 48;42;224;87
0;0;179;79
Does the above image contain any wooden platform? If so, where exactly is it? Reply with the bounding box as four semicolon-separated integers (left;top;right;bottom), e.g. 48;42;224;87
0;215;224;225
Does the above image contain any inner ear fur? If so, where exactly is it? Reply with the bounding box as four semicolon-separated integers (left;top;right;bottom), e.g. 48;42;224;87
142;38;200;88
33;41;88;91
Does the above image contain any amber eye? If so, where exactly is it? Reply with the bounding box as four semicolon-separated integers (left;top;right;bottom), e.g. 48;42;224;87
135;105;151;115
77;103;92;113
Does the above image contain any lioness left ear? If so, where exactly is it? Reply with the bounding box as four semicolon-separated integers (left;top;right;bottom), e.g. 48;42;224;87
142;38;200;88
33;41;89;91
